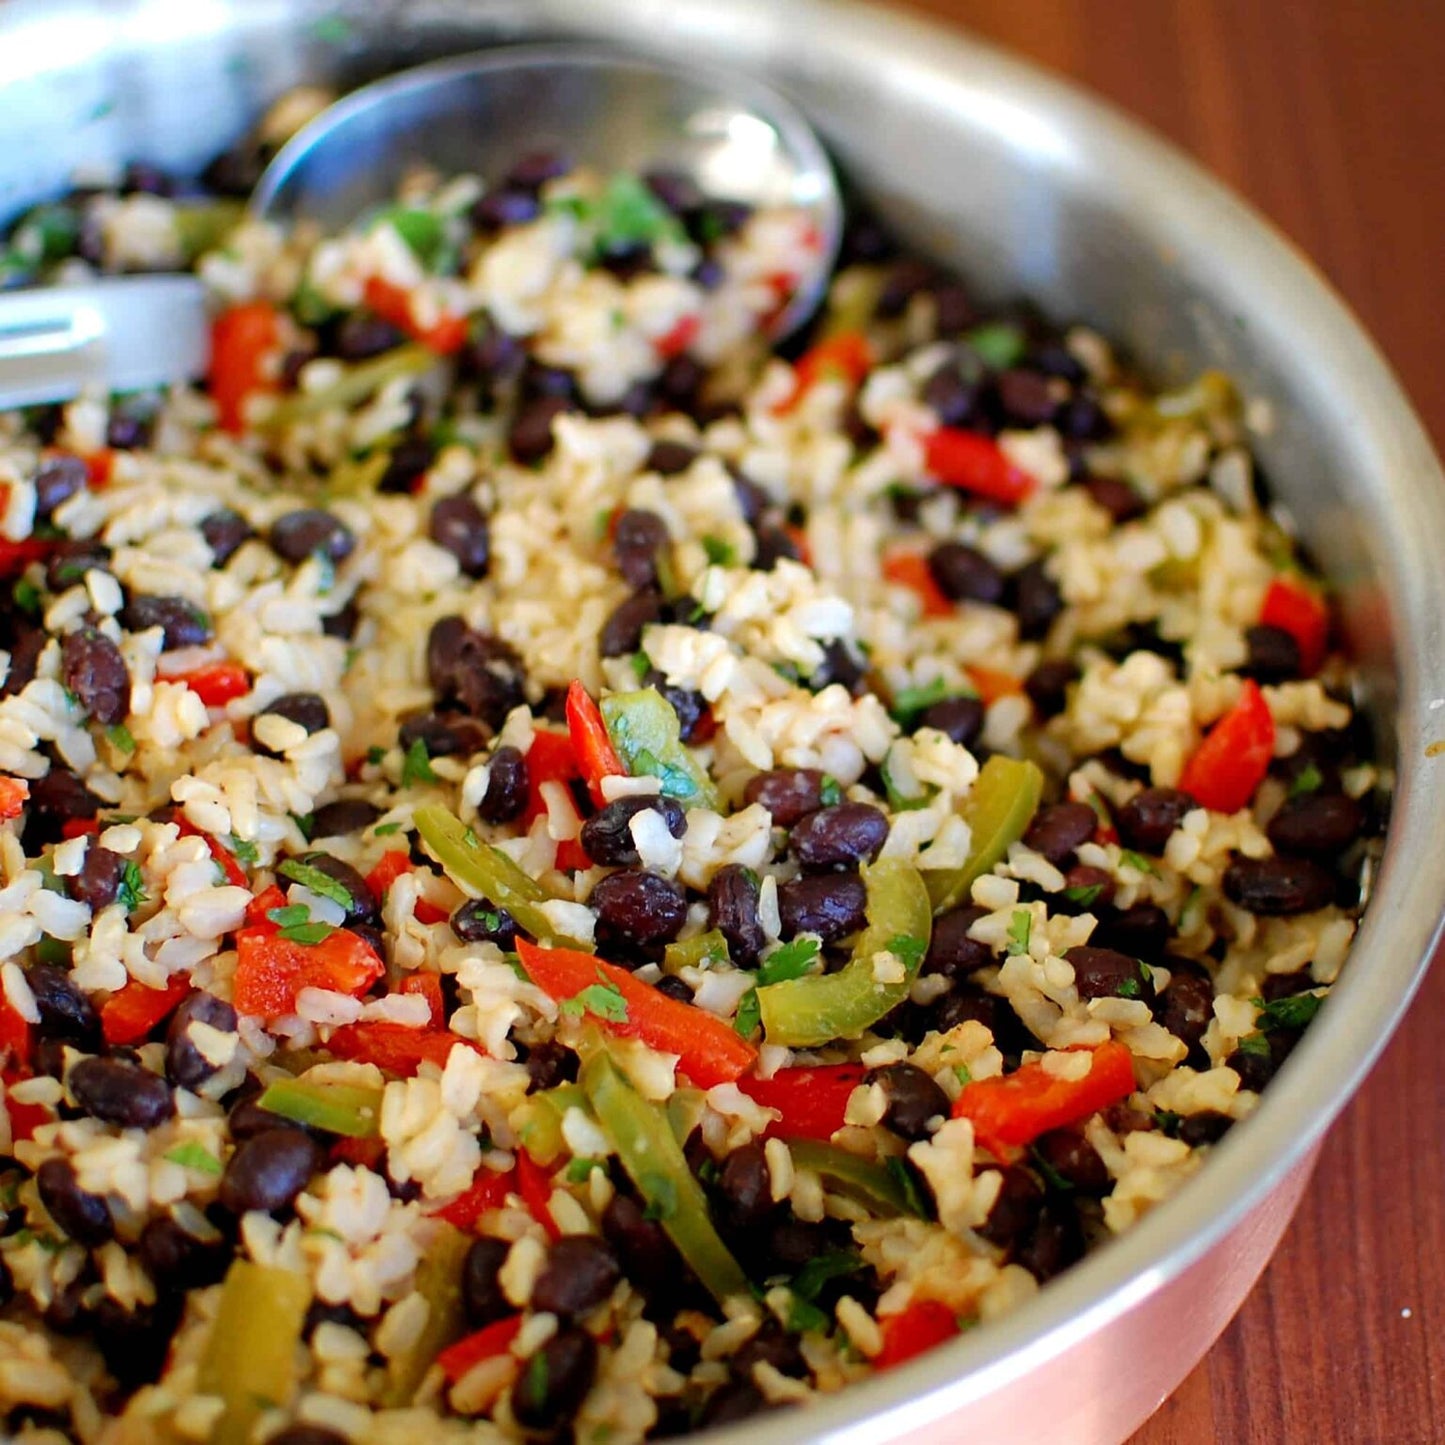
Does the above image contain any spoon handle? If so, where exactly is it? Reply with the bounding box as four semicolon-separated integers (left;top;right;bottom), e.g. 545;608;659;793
0;275;209;410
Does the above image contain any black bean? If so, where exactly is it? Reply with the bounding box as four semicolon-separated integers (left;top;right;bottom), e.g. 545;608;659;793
120;595;212;649
290;852;375;925
1059;392;1112;441
580;796;687;867
269;509;355;565
68;845;127;912
1083;475;1145;523
642;168;703;215
33;455;87;519
752;524;801;572
642;670;707;742
1056;864;1115;915
257;691;330;739
1266;791;1364;858
977;1165;1045;1247
378;435;436;495
523;1039;576;1093
1;624;45;699
708;864;765;968
923;906;988;980
699;1379;768;1428
1011;559;1063;640
165;991;237;1091
26;963;100;1048
915;695;986;748
927;541;1005;605
1226;1039;1278;1091
1153;971;1214;1056
200;508;253;566
426;618;527;728
24;768;101;850
612;508;670;589
45;537;112;592
219;1128;323;1215
1241;624;1301;684
1222;855;1337;915
877;257;936;318
1065;946;1154;1003
511;1328;597;1433
599;588;664;658
105;411;152;451
994;368;1057;427
777;873;868;942
334;313;408;360
532;1235;622;1318
870;1062;949;1141
734;1320;806;1379
506;150;571;190
646;439;700;476
428;495;490;578
1115;787;1194;854
452;899;520;949
922;363;984;429
37;1157;112;1246
1178;1111;1234;1147
322;599;359;641
508;395;571;464
472;744;526;824
654;975;693;1003
461;1236;511;1329
1015;1201;1084;1282
397;709;489;760
138;1215;229;1291
310;799;382;837
1092;901;1172;959
470;186;541;230
932;282;975;335
742;768;827;828
790;802;889;870
715;1141;774;1232
1022;802;1097;865
462;321;526;399
69;1056;173;1129
591;871;688;959
601;1192;675;1296
659;353;706;406
61;627;130;725
1034;1130;1110;1194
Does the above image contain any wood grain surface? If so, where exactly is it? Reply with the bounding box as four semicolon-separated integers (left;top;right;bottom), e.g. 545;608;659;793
888;3;1445;1440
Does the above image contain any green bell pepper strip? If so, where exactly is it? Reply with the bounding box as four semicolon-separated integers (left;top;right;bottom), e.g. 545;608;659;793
413;805;591;950
257;1077;383;1138
663;929;730;974
380;1223;472;1406
786;1139;927;1219
924;755;1044;915
265;343;435;428
579;1039;749;1306
512;1082;589;1166
600;688;719;810
757;859;932;1048
198;1260;312;1445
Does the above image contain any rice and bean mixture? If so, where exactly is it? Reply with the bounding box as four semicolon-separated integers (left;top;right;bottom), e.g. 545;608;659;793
0;92;1384;1444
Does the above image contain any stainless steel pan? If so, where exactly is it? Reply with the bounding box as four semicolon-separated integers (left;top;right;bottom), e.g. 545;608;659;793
3;2;1441;1440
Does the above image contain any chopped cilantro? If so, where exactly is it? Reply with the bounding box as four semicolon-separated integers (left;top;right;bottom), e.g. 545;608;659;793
117;860;147;913
163;1142;223;1176
884;1157;931;1218
594;507;614;539
964;320;1027;370
880;755;935;813
819;774;843;807
885;933;928;972
401;737;437;787
376;207;446;267
1153;1109;1183;1138
1254;991;1324;1033
266;904;310;929
1006;909;1032;956
523;1349;549;1402
1119;849;1158;877
11;578;40;616
291;812;315;841
366;745;387;766
229;836;259;866
701;535;736;567
733;987;761;1038
953;1063;973;1086
629;650;652;682
785;1293;831;1335
889;677;951;727
640;1171;679;1222
790;1250;862;1302
1234;1032;1272;1058
1063;881;1104;907
278;858;354;909
104;723;136;754
558;980;629;1024
1029;1144;1076;1193
373;821;403;836
1289;763;1324;798
590;173;687;257
757;936;820;986
1117;973;1142;1000
277;920;337;946
564;1157;605;1184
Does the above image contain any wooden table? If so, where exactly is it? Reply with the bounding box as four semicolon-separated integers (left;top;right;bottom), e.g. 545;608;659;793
889;3;1445;1439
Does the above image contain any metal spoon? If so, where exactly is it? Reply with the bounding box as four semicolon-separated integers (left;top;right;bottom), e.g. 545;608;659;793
0;44;841;411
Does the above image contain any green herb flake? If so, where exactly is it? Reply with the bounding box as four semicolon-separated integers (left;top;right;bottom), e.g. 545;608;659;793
564;1157;604;1184
560;980;629;1024
1062;882;1104;907
790;1250;862;1302
291;813;315;842
278;858;354;910
733;987;761;1039
953;1064;973;1086
1289;763;1324;798
266;904;311;929
373;821;403;836
629;651;653;683
1119;849;1159;877
819;774;843;807
401;737;437;787
964;321;1027;370
11;578;40;616
163;1142;223;1176
884;1157;931;1218
701;535;736;567
117;860;147;913
229;835;259;866
376;207;446;267
366;745;387;766
1029;1145;1076;1193
1234;1032;1272;1058
1153;1109;1184;1138
757;936;820;986
1255;991;1324;1033
889;677;951;726
1006;909;1032;956
885;933;928;973
277;920;338;946
522;1348;549;1402
640;1170;680;1223
105;722;136;755
785;1293;831;1335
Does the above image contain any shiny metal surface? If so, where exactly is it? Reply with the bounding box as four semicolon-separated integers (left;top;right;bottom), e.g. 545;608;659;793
3;2;1443;1442
254;44;841;339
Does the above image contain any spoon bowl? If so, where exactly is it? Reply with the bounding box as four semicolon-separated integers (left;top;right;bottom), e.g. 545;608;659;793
252;43;842;340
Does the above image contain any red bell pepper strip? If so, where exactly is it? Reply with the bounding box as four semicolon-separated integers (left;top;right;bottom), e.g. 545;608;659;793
245;883;285;926
778;331;873;413
655;313;700;360
565;681;625;807
516;938;757;1088
515;1149;561;1242
0;539;51;578
365;851;413;904
100;977;191;1046
1260;576;1329;676
83;449;115;490
881;552;952;618
952;1040;1136;1159
177;821;250;890
1177;679;1275;815
0;994;31;1069
966;665;1024;705
398;972;445;1028
875;1301;960;1369
325;1021;471;1076
209;301;281;434
362;277;469;355
60;818;101;841
177;660;250;708
0;777;29;822
435;1314;523;1383
737;1064;867;1141
331;1135;386;1170
922;427;1037;507
232;924;384;1021
436;1165;517;1230
2;1080;52;1145
520;729;590;871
